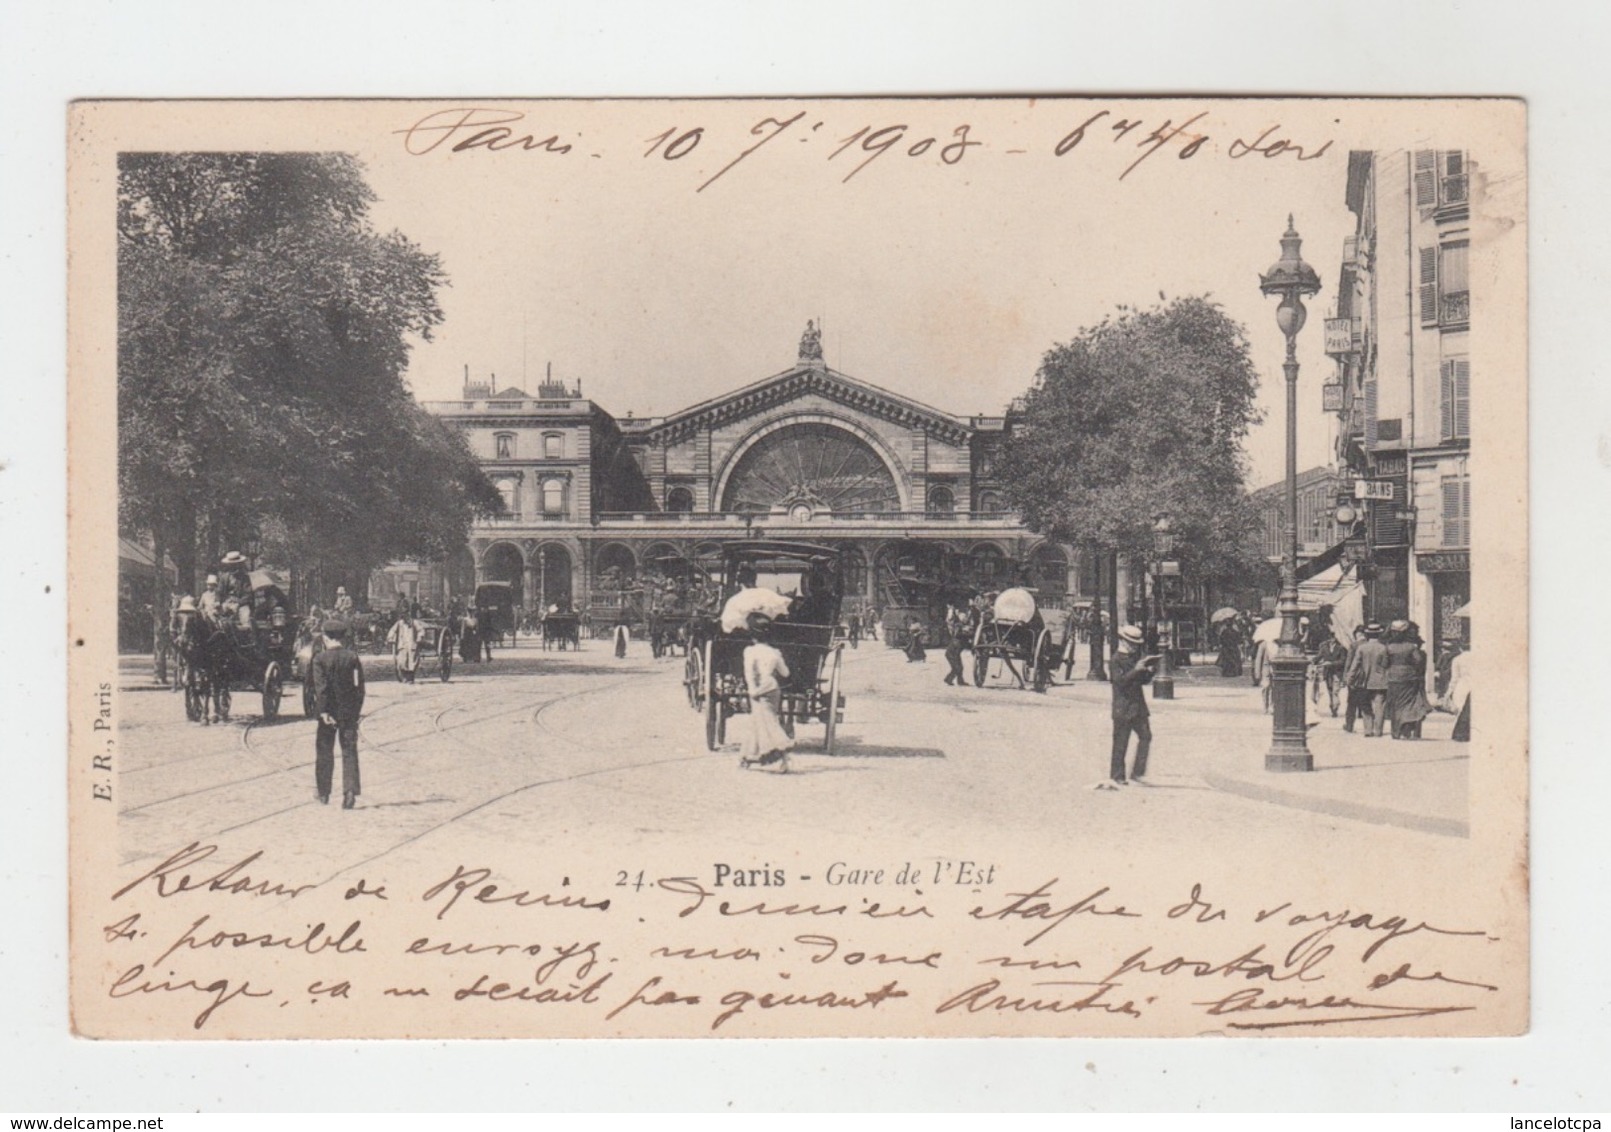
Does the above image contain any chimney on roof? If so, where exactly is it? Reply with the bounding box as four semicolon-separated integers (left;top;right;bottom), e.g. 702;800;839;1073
537;360;573;400
462;365;492;400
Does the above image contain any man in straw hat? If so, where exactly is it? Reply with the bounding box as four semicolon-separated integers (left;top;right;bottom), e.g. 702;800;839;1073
1097;624;1157;790
1343;621;1391;737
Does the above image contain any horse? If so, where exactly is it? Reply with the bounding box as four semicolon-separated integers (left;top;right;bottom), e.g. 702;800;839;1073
173;613;231;724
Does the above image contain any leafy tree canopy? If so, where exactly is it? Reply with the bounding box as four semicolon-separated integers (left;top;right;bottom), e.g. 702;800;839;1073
998;296;1270;585
118;153;500;593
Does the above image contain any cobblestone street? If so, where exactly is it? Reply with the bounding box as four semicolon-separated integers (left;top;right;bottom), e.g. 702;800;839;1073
116;639;1470;892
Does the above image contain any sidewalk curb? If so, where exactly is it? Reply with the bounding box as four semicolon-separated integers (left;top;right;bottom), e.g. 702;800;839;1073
1200;768;1469;839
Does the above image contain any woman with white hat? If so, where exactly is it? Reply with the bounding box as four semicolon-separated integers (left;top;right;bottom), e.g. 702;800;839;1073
739;613;794;772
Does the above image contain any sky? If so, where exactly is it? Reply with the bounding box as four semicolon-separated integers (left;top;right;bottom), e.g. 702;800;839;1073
328;97;1390;490
119;96;1493;493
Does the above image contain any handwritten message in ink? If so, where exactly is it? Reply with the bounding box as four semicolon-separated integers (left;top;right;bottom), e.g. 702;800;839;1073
97;843;1497;1036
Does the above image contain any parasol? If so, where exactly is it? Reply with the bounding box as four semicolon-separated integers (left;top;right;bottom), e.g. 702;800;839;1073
720;587;793;634
1252;617;1284;645
1210;606;1240;623
248;568;287;591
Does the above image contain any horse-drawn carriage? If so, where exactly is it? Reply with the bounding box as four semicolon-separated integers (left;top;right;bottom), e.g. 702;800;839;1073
475;582;517;648
540;609;582;651
349;611;391;655
685;540;847;754
395;619;455;682
178;581;299;723
645;550;719;659
970;586;1059;693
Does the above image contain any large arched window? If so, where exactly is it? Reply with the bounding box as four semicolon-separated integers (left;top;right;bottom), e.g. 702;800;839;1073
721;423;900;514
928;485;956;518
969;543;1006;586
666;486;695;512
977;490;1005;514
495;477;520;518
541;478;565;516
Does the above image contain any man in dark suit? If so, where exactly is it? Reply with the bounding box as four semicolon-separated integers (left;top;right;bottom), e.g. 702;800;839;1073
1344;621;1390;737
1100;624;1156;789
311;620;366;809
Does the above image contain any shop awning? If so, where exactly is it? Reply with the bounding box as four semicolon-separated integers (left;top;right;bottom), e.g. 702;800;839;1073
1295;537;1348;583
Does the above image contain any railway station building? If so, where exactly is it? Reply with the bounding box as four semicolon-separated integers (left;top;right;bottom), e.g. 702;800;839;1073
418;325;1091;633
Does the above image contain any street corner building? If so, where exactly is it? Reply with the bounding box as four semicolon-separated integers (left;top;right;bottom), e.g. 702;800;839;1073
411;326;1086;637
1325;149;1473;652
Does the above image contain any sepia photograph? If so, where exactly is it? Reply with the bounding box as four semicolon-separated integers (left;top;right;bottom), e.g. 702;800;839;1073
65;97;1528;1044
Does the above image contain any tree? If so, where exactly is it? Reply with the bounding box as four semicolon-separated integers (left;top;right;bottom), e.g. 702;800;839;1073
998;296;1270;612
118;153;500;610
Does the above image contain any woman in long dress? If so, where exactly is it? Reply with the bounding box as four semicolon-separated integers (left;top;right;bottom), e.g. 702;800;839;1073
1384;621;1432;739
739;615;793;771
1216;620;1243;677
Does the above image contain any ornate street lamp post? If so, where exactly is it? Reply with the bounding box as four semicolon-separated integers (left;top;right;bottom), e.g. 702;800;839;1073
1151;515;1176;700
1259;216;1321;772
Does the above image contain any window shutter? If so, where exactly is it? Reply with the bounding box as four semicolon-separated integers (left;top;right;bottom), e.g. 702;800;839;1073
1364;374;1379;447
1414;150;1438;208
1441;477;1471;548
1440;361;1455;440
1461;478;1472;546
1454;359;1470;439
1419;247;1439;326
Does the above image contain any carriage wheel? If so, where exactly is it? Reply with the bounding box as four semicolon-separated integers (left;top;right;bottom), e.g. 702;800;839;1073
685;648;705;711
1032;628;1053;693
439;649;453;682
262;662;283;720
824;646;843;756
184;668;205;723
972;648;988;687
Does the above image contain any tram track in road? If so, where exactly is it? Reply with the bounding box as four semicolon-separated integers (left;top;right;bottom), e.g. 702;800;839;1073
305;673;709;886
117;672;649;870
120;688;460;816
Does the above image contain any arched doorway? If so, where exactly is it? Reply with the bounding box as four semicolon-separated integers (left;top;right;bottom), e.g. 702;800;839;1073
482;542;526;608
536;543;573;611
968;542;1008;590
593;542;639;627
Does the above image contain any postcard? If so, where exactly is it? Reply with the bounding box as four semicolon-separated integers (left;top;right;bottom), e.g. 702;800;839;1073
68;97;1526;1037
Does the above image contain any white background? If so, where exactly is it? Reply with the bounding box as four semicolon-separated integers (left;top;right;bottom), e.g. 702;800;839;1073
2;0;1607;1112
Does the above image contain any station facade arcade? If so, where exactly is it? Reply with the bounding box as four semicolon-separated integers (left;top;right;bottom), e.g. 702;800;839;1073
421;328;1085;631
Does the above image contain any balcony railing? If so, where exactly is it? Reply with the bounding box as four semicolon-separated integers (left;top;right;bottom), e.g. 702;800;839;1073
591;509;1022;525
484;512;572;524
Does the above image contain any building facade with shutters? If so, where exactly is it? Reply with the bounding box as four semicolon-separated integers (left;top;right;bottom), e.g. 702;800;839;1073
1325;149;1472;651
417;329;1084;633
